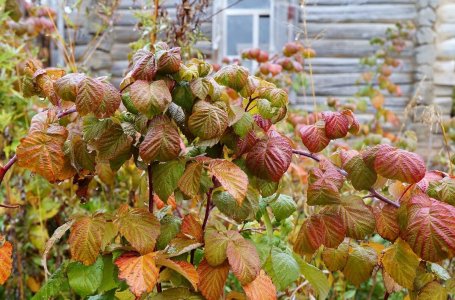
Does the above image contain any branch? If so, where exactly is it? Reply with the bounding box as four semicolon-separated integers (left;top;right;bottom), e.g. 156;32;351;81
202;187;213;231
147;164;154;213
56;107;77;118
292;149;400;208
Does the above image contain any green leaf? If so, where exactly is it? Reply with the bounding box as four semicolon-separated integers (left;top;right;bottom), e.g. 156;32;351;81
295;255;330;300
233;112;254;137
129;80;172;118
212;188;259;223
67;257;104;297
381;238;419;289
266;247;299;290
98;255;120;293
172;82;194;112
65;135;96;172
213;64;249;91
343;155;377;191
152;159;186;201
322;242;349;272
156;215;182;250
32;262;70;300
54;73;85;102
149;287;203;300
204;229;229;266
342;245;377;286
269;194;296;221
427;177;455;206
188;101;228;140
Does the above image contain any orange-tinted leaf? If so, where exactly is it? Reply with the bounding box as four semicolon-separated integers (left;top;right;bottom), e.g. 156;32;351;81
139;115;181;163
130;80;172;118
156;47;181;74
93;82;121;118
307;166;343;205
188;101;228;140
342;245;377;286
68;215;106;265
155;255;198;290
0;241;13;285
54;73;85;102
373;204;400;241
181;214;203;243
115;251;159;297
131;49;156;81
114;205;160;254
75;77;104;116
322;242;349;272
178;162;203;197
213;64;249;91
294;213;346;255
374;145;426;183
299;122;330;153
246;131;292;182
198;259;229;300
204;230;230;266
402;193;455;262
322;111;349;139
208;160;248;205
226;233;261;284
243;270;277;300
16;125;70;182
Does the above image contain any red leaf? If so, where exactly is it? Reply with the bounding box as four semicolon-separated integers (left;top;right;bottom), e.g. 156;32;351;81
373;204;400;241
402;192;455;262
131;50;156;81
253;114;272;132
181;214;203;243
374;145;426;183
226;233;261;284
246;131;292;182
299;122;330;153
322;111;349;139
294;213;346;255
0;241;13;285
198;259;230;300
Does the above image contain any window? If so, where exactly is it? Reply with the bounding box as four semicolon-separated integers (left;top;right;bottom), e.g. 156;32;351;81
212;0;299;66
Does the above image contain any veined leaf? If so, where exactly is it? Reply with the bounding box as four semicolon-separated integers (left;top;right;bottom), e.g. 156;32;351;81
242;270;277;300
139;115;181;163
299;122;330;153
197;259;229;300
188;101;228;140
322;111;349;139
269;194;296;221
416;281;448;300
0;241;13;285
322;242;349;272
373;204;399;241
17;125;72;182
54;73;85;102
130;80;172;118
374;145;426;183
381;238;420;289
67;257;104;297
155;255;198;290
266;248;299;290
114;205;160;254
156;47;181;74
180;214;203;243
68;215;106;265
131;50;156;81
115;251;159;297
93;81;121;118
296;256;330;300
213;64;249;91
204;230;230;266
342;245;377;286
31;262;70;300
156;215;182;250
152;159;186;202
402;193;455;262
294;213;345;255
343;154;377;191
246;131;292;182
208;159;248;205
75;77;104;116
226;234;261;284
178;162;203;197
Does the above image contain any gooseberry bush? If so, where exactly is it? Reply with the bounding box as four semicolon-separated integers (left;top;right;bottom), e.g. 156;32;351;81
0;41;454;300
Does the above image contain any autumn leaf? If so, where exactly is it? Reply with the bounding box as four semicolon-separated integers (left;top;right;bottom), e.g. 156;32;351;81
299;122;330;153
93;81;121;118
68;215;106;265
131;49;156;81
178;162;203;197
402;193;455;262
242;270;277;300
16;125;72;182
208;159;248;205
188;101;229;140
0;241;13;285
213;64;249;91
322;111;349;139
342;154;377;191
115;251;159;297
342;245;377;286
294;213;345;255
374;145;426;183
322;242;349;272
373;204;400;241
180;214;203;243
155;254;198;290
114;205;161;254
198;259;230;300
54;73;85;102
156;47;181;74
75;77;104;116
139;115;181;163
204;229;230;266
381;238;420;289
226;232;261;284
129;80;172;118
246;131;292;182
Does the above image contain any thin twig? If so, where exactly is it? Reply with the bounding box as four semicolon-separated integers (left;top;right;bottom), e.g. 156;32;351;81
147;164;154;213
292;149;399;207
202;188;213;231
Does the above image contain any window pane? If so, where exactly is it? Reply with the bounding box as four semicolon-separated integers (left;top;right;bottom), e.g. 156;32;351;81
259;15;270;50
227;0;270;9
227;15;253;56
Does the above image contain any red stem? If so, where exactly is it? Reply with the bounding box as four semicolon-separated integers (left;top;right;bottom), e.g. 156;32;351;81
147;164;154;213
292;149;399;208
202;188;213;232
